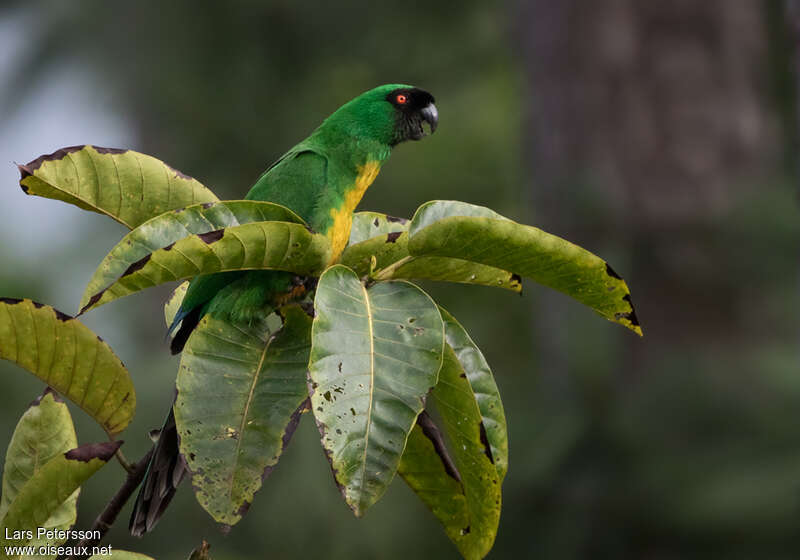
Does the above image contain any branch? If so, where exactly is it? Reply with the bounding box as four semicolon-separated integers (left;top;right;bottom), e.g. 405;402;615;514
57;445;155;560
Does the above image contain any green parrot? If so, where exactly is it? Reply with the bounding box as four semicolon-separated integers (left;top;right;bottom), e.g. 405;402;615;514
129;84;438;536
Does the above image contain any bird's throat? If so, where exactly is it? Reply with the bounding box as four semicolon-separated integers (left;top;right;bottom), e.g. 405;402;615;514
328;160;382;262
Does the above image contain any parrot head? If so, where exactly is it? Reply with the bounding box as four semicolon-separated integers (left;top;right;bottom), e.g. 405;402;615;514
321;84;438;147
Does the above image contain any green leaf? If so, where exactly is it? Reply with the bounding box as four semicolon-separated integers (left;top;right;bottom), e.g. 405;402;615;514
0;441;120;552
18;145;218;229
347;212;409;245
440;308;508;480
164;282;189;328
399;345;502;560
79;221;331;315
88;551;156;559
80;201;307;312
175;305;312;526
340;221;521;293
0;299;135;434
0;390;78;557
309;265;444;516
408;200;642;335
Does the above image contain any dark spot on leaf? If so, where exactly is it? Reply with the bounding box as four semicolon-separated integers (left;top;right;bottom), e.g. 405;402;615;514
317;406;323;412
459;373;467;378
202;202;215;209
333;387;343;394
163;242;176;251
373;218;380;227
338;362;342;373
386;215;408;224
350;408;356;416
336;429;342;435
166;164;193;180
386;232;401;243
123;254;151;277
80;292;104;315
479;421;495;464
417;411;461;482
189;453;196;461
324;391;332;402
236;501;251;518
605;263;622;280
0;297;23;305
280;399;309;451
96;334;104;343
93;146;128;155
460;526;471;536
53;308;73;322
198;229;224;244
31;387;61;407
64;440;122;463
19;181;29;192
23;145;84;172
408;317;415;324
617;294;641;327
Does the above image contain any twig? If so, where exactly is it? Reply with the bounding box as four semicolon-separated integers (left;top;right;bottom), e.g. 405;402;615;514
57;445;155;560
114;447;134;474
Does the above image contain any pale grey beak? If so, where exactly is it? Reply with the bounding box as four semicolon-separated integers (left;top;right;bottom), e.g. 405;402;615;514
420;103;438;134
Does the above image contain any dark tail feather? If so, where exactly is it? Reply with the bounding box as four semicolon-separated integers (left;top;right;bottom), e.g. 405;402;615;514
129;406;187;537
170;306;203;355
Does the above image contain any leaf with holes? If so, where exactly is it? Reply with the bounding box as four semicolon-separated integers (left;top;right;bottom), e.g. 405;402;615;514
340;216;521;293
81;201;307;312
308;265;444;517
175;305;312;526
440;307;508;479
79;221;331;315
408;200;642;335
0;390;79;554
0;299;135;434
0;441;120;551
18;145;218;229
347;211;410;245
399;344;502;560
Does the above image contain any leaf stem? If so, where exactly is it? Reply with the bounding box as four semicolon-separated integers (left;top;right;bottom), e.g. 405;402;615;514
372;256;413;281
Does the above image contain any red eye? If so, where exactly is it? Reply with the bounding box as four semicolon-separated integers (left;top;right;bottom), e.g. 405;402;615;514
396;94;408;104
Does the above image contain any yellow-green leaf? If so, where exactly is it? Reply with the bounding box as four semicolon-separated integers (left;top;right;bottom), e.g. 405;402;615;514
0;299;135;434
1;390;78;559
399;345;501;560
165;282;189;328
408;201;642;335
80;201;306;312
440;308;508;479
0;441;120;553
79;222;331;315
18;145;218;229
340;218;521;293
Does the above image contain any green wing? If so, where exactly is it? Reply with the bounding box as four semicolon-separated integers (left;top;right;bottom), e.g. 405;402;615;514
245;147;329;230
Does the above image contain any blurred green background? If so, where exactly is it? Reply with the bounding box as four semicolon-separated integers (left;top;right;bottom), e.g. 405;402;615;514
1;1;799;558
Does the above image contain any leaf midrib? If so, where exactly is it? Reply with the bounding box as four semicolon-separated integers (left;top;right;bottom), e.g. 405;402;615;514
228;331;274;500
356;281;375;514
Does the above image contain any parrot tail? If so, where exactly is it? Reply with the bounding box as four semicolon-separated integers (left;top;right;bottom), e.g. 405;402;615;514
129;405;187;537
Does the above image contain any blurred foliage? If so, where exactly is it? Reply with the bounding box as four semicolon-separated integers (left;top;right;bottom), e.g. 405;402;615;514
0;1;798;559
